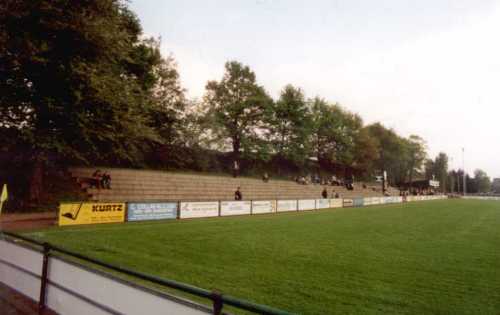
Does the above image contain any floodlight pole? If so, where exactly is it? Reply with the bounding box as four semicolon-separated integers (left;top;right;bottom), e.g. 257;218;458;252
462;148;466;196
449;157;453;194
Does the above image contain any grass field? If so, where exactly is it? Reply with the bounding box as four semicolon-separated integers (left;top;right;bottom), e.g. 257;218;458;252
26;200;500;314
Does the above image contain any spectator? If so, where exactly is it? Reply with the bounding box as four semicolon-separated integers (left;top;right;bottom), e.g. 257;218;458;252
335;192;340;199
298;176;307;185
234;187;242;200
232;160;240;178
92;169;103;189
322;187;328;199
314;174;320;184
101;172;111;189
262;172;269;183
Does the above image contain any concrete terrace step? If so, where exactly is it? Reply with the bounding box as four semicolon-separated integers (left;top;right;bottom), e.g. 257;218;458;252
71;167;388;202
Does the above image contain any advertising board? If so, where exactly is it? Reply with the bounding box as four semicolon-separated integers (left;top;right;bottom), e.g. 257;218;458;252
251;200;276;214
329;199;343;208
220;201;251;216
316;199;330;209
59;202;125;226
179;202;219;219
127;202;177;221
298;199;315;211
277;200;297;212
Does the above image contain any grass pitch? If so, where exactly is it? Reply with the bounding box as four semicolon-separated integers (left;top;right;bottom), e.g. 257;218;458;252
27;200;500;314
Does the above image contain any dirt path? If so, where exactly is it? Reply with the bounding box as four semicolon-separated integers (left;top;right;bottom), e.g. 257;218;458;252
0;212;57;231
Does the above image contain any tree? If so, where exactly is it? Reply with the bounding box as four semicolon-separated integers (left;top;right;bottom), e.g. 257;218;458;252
0;0;167;203
406;135;427;186
433;153;449;192
309;98;362;170
352;127;380;174
492;178;500;193
268;85;311;171
473;169;491;193
204;61;273;169
366;123;402;185
424;159;435;180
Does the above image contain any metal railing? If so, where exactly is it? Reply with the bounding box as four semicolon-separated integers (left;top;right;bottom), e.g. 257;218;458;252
1;231;293;315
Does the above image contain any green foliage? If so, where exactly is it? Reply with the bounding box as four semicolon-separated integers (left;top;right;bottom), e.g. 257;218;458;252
472;169;491;193
0;0;162;165
492;178;500;194
203;61;273;164
268;85;311;168
309;98;362;167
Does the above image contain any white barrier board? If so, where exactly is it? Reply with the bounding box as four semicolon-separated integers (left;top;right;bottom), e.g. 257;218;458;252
47;257;209;315
316;199;330;209
0;240;211;315
251;200;276;214
298;199;315;211
343;199;354;207
220;201;251;216
277;200;297;212
179;202;219;219
0;240;42;301
364;197;375;206
329;199;343;208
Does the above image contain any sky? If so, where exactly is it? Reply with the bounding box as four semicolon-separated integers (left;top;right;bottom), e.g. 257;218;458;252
129;0;499;178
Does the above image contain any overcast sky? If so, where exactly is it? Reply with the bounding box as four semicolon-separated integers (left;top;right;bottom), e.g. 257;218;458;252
130;0;499;178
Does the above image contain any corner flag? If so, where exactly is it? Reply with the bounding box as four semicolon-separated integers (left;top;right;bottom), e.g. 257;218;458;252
0;184;7;213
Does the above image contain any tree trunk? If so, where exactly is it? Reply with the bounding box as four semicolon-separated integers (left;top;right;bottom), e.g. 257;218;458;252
29;157;44;205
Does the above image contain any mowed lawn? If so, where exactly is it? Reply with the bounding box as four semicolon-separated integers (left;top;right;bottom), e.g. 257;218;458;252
27;200;500;314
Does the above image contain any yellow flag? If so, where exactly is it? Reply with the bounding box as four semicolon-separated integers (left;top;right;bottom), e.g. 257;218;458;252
1;184;7;203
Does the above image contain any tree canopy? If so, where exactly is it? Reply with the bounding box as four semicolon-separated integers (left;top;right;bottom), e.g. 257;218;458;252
2;0;491;209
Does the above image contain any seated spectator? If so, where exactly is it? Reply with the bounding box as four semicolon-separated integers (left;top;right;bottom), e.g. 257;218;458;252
314;174;320;184
234;187;242;200
298;176;307;185
262;172;269;183
362;183;367;189
322;187;328;199
335;192;340;199
92;169;103;189
101;172;111;189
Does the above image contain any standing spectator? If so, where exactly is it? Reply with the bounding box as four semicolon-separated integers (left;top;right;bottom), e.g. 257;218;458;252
101;172;112;189
233;160;240;178
234;187;242;200
322;187;328;199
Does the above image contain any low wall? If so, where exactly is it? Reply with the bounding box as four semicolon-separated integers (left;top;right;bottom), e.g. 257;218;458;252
58;195;449;225
462;196;500;201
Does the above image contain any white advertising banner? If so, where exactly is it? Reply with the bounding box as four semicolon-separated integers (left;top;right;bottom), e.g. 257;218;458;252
316;199;330;209
277;200;297;212
251;200;276;214
298;199;316;211
220;201;251;216
329;199;343;208
364;197;375;206
179;202;219;219
371;197;381;205
343;199;354;207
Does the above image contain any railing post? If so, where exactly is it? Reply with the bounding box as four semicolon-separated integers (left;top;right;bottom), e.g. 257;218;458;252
39;242;51;312
211;291;223;315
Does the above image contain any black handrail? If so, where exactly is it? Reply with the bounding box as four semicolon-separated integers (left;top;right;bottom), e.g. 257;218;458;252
1;231;293;315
